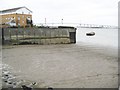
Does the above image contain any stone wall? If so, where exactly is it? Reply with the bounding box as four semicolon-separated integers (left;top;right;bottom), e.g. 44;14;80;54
2;26;76;45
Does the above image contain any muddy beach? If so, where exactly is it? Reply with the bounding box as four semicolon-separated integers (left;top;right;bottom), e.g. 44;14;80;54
2;43;118;88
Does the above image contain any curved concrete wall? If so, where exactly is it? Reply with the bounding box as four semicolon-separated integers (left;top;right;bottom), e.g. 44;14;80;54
2;26;76;45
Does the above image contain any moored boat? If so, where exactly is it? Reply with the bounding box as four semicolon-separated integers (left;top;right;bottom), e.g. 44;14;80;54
86;32;95;36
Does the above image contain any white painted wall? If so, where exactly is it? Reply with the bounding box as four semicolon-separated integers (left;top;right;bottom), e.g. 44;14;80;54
16;8;32;14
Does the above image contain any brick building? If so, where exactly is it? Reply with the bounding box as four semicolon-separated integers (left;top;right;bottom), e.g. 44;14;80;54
0;6;32;27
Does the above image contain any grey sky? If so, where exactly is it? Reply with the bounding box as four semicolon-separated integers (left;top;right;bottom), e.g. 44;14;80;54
0;0;119;26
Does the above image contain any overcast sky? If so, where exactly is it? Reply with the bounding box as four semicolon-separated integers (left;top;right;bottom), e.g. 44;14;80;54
0;0;119;26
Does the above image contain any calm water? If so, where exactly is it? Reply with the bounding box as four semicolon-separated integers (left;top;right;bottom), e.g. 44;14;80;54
76;28;118;48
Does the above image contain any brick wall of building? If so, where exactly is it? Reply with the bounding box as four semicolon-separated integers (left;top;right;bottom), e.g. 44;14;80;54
0;14;32;27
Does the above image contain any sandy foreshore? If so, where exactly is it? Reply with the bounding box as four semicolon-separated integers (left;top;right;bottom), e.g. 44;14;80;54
1;43;118;88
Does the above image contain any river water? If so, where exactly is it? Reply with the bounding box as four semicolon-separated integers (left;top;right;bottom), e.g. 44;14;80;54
76;28;118;48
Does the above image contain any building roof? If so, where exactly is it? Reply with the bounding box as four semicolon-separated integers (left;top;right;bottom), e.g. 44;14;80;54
0;6;32;14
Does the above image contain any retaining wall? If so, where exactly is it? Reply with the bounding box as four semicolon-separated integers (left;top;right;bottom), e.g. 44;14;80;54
2;26;76;45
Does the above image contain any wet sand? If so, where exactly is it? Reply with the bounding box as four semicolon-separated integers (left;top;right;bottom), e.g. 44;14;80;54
2;43;118;88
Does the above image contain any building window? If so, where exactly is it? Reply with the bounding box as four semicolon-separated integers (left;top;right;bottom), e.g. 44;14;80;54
18;16;20;20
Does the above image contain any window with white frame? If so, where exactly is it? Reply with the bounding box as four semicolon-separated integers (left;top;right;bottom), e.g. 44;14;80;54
18;16;20;20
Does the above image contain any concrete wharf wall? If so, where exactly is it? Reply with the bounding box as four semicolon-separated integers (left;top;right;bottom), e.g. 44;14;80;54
2;26;76;45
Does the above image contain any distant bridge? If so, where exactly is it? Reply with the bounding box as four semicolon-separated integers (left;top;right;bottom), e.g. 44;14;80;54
34;23;118;29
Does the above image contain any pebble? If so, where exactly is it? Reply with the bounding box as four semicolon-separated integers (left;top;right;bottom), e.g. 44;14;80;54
1;64;38;88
